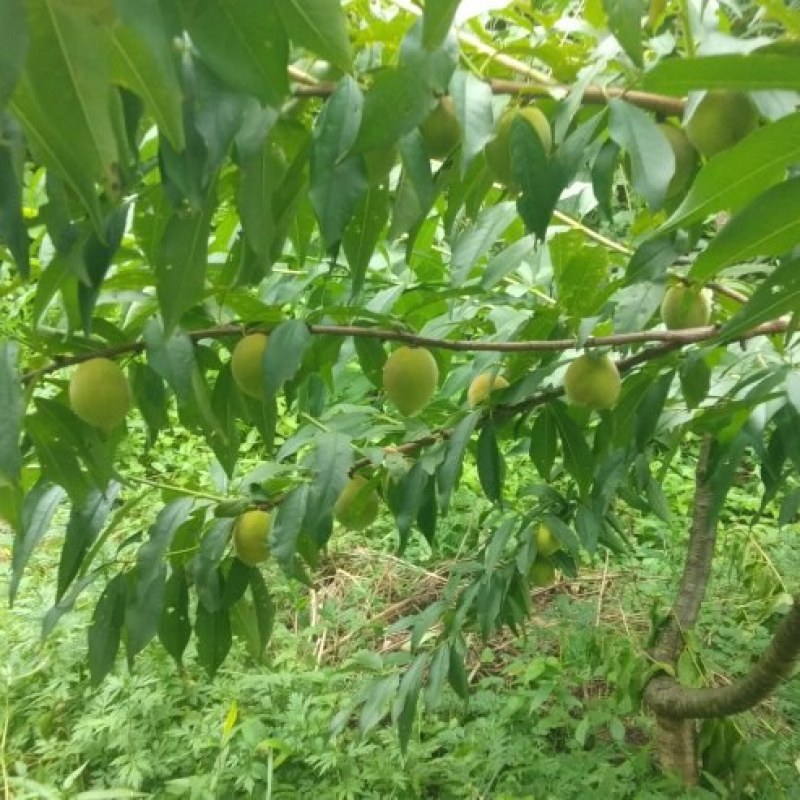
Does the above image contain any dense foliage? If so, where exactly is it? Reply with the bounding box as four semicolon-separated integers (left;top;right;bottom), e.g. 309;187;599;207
1;0;799;791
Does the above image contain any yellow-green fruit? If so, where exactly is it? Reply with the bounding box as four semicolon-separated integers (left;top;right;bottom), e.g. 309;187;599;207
233;510;272;566
685;91;759;158
660;285;713;330
382;347;439;417
69;357;131;431
564;354;621;411
231;333;268;399
535;523;561;557
485;106;552;189
364;146;398;185
529;557;556;587
419;96;461;159
334;475;381;530
467;372;509;408
658;123;699;199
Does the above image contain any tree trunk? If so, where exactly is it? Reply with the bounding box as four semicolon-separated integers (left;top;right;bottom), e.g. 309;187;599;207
644;435;800;786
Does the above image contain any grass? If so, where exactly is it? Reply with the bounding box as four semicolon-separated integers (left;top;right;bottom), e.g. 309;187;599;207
0;408;798;799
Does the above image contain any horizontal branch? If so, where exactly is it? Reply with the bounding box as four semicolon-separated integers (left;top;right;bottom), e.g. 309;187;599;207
21;318;789;384
647;595;800;719
292;78;686;116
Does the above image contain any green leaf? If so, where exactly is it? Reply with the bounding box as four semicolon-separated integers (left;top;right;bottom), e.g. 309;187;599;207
608;99;673;209
310;76;367;249
78;205;128;334
529;409;558;481
110;0;185;150
88;572;127;686
305;431;352;534
275;0;352;75
437;411;480;512
158;566;191;667
57;483;120;602
680;355;710;409
26;415;89;501
263;320;312;398
360;674;399;734
550;402;594;497
512;117;552;239
603;0;644;67
392;652;428;754
179;0;288;107
143;318;197;401
450;201;517;286
342;185;390;297
154;195;215;335
0;116;29;276
591;139;620;221
13;1;118;220
719;255;800;342
248;567;276;656
192;518;233;613
477;422;504;505
10;481;66;604
0;0;27;106
0;340;23;485
126;498;194;658
422;0;460;50
690;178;800;280
353;335;387;388
449;70;494;172
352;65;432;153
271;484;309;569
129;362;168;446
394;460;429;550
661;112;800;232
642;54;800;94
195;601;232;678
425;642;450;711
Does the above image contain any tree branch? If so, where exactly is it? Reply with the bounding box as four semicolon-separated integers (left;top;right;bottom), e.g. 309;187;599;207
21;318;790;384
648;595;800;719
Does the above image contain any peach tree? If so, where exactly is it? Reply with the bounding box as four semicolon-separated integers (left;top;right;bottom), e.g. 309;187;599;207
1;0;799;788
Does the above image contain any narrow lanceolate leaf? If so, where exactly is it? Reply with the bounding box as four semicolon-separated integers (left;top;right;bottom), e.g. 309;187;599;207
195;601;232;678
603;0;644;67
57;483;120;602
549;402;594;497
271;484;309;568
306;431;352;532
275;0;352;75
690;178;800;280
0;116;29;276
143;318;197;401
154;195;215;335
109;0;185;150
512;117;552;239
310;77;366;249
342;185;390;297
449;71;494;172
158;566;191;667
438;411;481;513
607;99;673;210
126;498;194;658
529;410;558;481
88;573;127;686
642;54;800;94
10;481;66;604
661;112;800;232
248;567;276;656
0;340;23;485
422;0;460;50
352;65;432;153
477;423;505;506
179;0;288;107
0;0;27;106
450;201;517;286
392;652;429;754
263;320;312;397
719;255;800;342
14;1;117;214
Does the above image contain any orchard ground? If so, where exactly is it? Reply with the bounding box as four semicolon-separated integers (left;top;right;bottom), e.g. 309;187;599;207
1;439;798;798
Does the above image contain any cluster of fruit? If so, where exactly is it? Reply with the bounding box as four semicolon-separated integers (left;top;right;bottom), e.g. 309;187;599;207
403;89;759;200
